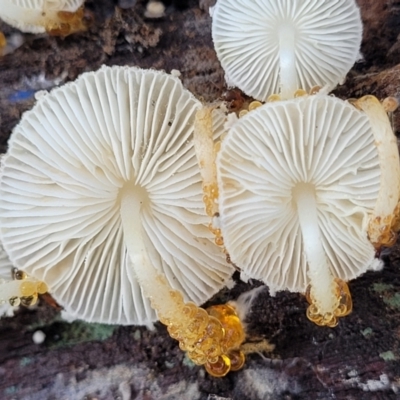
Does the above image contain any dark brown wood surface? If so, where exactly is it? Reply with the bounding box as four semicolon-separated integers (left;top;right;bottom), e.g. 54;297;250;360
1;1;400;399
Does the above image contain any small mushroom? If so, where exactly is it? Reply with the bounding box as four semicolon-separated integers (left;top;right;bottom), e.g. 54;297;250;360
0;65;234;327
0;0;86;35
212;0;362;100
215;94;387;326
351;96;400;248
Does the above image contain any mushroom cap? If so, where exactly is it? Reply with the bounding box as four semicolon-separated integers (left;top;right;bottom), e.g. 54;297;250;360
217;95;380;293
0;65;233;325
212;0;362;101
0;0;84;33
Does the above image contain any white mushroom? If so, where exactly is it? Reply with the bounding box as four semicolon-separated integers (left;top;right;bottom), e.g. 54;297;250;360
351;96;400;248
216;94;384;326
212;0;362;100
0;0;85;34
0;65;233;327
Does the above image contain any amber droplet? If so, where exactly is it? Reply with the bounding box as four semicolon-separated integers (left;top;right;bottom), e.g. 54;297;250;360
228;350;245;371
267;94;281;102
215;236;224;246
382;97;399;113
205;354;231;377
309;86;321;95
248;101;263;111
306;279;352;327
294;89;307;98
36;281;48;295
0;31;6;49
20;294;38;307
57;11;76;22
9;296;20;307
14;270;26;280
20;281;37;297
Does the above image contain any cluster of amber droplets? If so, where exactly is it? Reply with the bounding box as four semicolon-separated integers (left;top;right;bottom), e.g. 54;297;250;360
369;201;400;249
46;7;88;36
156;290;245;377
305;278;352;327
1;270;48;307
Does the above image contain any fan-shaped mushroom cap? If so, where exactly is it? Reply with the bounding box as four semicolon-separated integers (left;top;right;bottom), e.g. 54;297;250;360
0;0;84;33
0;65;233;325
217;95;380;295
212;0;362;100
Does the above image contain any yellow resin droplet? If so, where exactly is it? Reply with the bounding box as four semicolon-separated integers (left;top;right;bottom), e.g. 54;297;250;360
305;279;352;327
14;270;26;280
248;101;263;111
294;89;308;98
159;300;246;376
47;8;86;36
205;354;231;377
382;97;399;113
309;86;321;95
36;281;48;295
267;94;281;102
0;31;6;49
20;281;37;297
20;294;38;307
238;109;248;118
9;296;20;307
228;350;245;371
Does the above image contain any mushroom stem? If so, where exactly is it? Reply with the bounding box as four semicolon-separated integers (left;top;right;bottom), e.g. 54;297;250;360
119;183;188;325
279;24;297;100
352;95;400;248
119;182;246;375
293;183;337;315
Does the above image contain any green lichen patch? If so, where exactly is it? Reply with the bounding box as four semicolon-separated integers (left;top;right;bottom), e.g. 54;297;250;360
383;292;400;309
372;283;400;310
133;329;141;341
379;350;396;361
361;327;373;338
20;357;33;367
372;283;394;293
47;321;116;349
